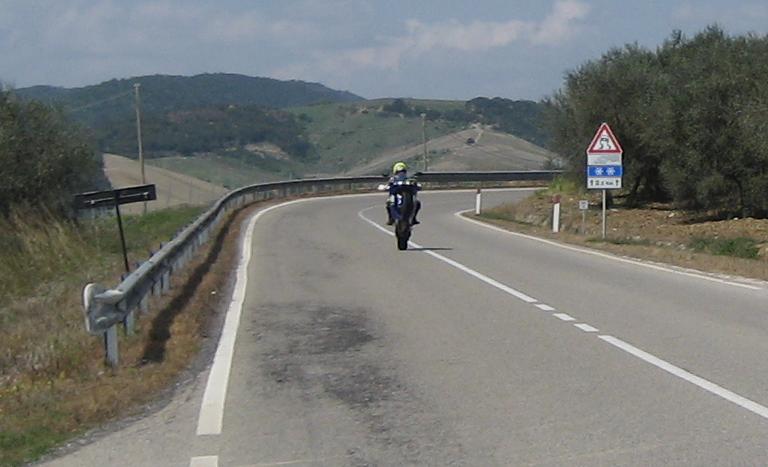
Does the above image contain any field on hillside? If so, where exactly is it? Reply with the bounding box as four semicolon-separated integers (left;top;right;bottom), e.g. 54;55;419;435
288;100;466;173
147;154;291;190
348;126;559;175
103;154;228;213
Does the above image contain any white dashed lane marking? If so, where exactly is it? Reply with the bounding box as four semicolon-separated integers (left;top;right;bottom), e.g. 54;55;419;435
553;313;576;322
358;206;768;423
574;323;599;333
190;456;218;467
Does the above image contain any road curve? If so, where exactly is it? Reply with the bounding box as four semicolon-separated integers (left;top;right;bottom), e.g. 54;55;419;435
43;190;768;466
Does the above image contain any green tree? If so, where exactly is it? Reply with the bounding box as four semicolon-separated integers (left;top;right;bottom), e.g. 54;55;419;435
544;44;666;206
0;91;102;215
659;27;768;216
544;26;768;216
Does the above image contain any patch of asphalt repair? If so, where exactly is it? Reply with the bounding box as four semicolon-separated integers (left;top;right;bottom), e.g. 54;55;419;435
249;302;467;466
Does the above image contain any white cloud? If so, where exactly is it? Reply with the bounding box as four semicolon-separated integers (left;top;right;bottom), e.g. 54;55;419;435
311;0;589;74
531;0;591;45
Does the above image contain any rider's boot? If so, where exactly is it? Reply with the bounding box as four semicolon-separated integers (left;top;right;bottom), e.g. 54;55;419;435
412;200;422;224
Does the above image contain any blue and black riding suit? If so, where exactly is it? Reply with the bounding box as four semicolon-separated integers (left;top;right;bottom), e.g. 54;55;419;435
386;171;422;225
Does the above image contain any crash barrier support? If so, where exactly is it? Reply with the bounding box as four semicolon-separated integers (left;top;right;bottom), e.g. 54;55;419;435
82;171;561;366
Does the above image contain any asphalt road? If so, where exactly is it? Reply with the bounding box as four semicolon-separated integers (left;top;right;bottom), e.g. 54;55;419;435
42;190;768;466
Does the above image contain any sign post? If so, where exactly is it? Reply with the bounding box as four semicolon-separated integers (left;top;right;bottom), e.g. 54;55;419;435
74;184;157;273
579;199;588;234
586;123;623;239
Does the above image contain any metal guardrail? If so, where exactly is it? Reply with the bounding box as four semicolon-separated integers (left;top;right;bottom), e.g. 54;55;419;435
82;171;561;366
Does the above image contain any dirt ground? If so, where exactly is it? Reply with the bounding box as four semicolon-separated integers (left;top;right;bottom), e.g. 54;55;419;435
479;191;768;283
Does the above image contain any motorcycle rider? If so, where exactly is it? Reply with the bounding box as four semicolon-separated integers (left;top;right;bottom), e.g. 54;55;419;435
386;161;422;225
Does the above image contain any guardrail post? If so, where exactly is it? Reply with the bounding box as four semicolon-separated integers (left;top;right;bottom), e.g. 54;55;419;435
152;276;161;297
162;270;171;294
123;306;135;336
104;325;119;368
140;294;149;315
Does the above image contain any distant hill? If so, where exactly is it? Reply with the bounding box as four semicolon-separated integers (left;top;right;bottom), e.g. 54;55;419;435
465;97;550;148
289;98;551;175
12;74;363;166
16;73;363;123
11;75;553;187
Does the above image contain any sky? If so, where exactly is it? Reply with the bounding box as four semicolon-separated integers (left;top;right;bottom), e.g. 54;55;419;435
1;0;768;101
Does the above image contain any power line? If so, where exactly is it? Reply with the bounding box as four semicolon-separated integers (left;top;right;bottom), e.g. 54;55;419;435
68;90;133;113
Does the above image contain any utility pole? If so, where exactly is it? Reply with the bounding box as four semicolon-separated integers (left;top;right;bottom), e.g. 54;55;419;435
133;83;146;214
420;113;428;172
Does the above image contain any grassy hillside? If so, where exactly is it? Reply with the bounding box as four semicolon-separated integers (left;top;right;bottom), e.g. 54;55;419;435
288;98;553;175
288;99;466;174
143;98;556;186
147;154;293;189
347;127;558;175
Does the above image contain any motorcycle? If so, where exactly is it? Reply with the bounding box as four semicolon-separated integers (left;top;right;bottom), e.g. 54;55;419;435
378;178;421;250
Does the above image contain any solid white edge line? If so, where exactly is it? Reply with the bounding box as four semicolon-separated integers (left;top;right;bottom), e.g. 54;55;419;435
553;313;576;322
456;210;763;291
574;323;599;333
190;455;219;467
598;335;768;420
358;208;538;304
196;198;320;436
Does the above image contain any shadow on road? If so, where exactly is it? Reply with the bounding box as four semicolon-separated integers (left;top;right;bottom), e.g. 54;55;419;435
407;247;453;252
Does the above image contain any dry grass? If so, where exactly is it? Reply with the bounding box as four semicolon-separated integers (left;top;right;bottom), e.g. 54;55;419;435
0;204;242;466
476;189;768;282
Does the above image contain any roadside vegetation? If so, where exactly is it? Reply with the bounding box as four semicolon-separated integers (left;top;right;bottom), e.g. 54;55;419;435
465;26;768;282
0;88;222;466
545;26;768;218
476;178;768;282
0;91;105;215
0;206;209;466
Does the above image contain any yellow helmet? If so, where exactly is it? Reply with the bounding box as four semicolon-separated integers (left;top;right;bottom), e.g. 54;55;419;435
392;161;407;174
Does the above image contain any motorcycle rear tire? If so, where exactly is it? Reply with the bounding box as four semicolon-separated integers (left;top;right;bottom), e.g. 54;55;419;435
395;221;410;250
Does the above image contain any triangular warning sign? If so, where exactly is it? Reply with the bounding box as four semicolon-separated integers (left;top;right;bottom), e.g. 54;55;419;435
587;123;623;154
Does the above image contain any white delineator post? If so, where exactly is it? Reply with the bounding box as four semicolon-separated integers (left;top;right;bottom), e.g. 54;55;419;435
552;194;561;233
475;187;482;215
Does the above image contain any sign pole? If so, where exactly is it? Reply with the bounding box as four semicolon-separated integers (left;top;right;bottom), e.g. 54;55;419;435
134;83;147;215
113;192;130;273
602;189;607;239
75;184;157;275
